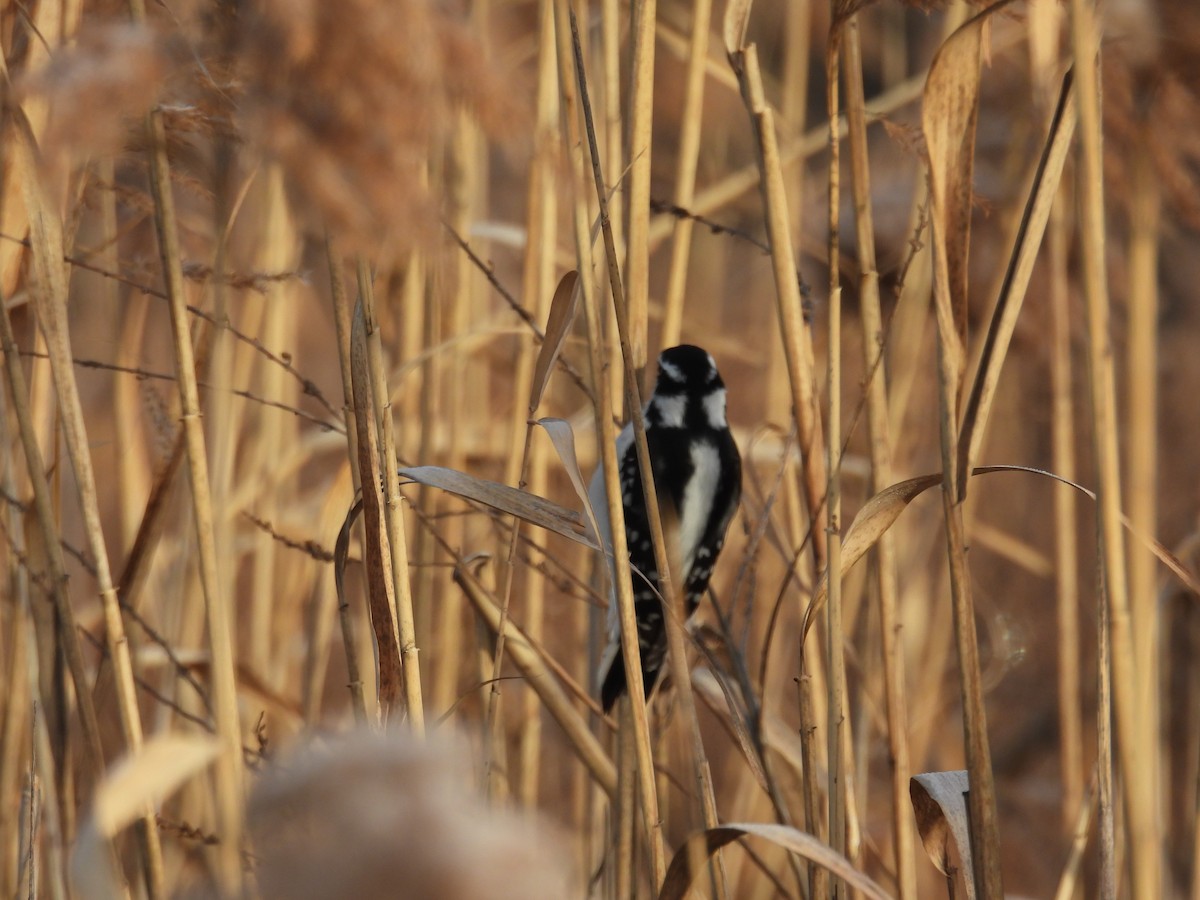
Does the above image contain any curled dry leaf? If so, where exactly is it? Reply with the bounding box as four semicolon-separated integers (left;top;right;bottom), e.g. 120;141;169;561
910;770;976;899
722;0;753;55
90;735;219;838
959;69;1077;480
691;668;768;792
802;473;941;643
535;417;601;547
398;465;596;549
658;822;891;900
922;0;1016;381
529;271;579;413
801;464;1200;646
72;735;220;900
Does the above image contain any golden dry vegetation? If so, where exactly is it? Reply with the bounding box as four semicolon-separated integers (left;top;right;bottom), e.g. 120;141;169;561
2;0;1200;897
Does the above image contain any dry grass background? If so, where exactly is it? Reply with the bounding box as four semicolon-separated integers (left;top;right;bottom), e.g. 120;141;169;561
1;0;1200;897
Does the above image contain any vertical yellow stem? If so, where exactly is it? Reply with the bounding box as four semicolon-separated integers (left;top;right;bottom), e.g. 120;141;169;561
1069;0;1158;895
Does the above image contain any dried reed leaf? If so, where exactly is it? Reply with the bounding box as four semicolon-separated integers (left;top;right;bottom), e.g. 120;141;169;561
923;1;1014;375
910;770;976;899
534;417;601;546
722;0;753;54
691;668;768;792
803;473;941;642
350;302;404;715
959;69;1077;478
529;271;579;412
658;823;890;900
71;735;217;900
398;465;596;549
90;736;220;838
803;464;1200;642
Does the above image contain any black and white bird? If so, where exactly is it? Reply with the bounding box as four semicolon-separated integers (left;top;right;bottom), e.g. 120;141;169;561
589;344;742;712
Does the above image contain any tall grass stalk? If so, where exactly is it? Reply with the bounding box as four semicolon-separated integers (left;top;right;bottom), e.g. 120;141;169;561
624;0;656;370
3;1;1197;896
138;96;239;898
326;238;370;726
1069;0;1158;895
923;7;1005;894
659;0;714;348
555;0;665;880
11;102;166;896
1126;134;1161;837
358;260;426;733
572;8;726;888
509;0;561;805
842;17;916;898
824;16;849;894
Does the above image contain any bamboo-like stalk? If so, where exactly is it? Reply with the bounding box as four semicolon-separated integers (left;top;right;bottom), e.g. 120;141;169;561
249;170;297;691
131;68;243;899
659;0;714;348
1027;0;1081;840
1097;553;1115;898
0;394;31;900
923;8;1005;895
841;16;916;899
1048;178;1083;834
102;158;152;555
436;114;477;725
624;0;657;370
1068;1;1158;895
561;3;676;883
348;299;404;719
0;291;105;788
415;256;442;707
10;104;167;895
1126;132;1161;838
571;15;729;895
601;0;626;259
358;260;425;735
728;41;832;897
824;20;849;894
599;0;627;418
205;132;241;746
777;0;811;466
30;673;67;900
730;45;828;577
508;0;560;807
558;3;666;883
325;239;369;726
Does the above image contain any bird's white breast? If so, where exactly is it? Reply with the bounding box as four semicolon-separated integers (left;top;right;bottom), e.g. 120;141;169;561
678;440;720;574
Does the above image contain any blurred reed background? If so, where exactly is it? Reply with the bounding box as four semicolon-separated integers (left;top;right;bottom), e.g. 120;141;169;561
2;0;1200;897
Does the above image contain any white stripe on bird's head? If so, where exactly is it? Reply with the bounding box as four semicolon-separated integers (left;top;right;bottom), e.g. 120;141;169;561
658;357;685;385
